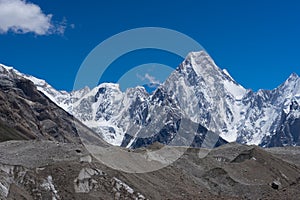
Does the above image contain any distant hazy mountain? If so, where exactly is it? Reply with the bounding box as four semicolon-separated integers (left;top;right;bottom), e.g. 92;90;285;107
1;50;299;148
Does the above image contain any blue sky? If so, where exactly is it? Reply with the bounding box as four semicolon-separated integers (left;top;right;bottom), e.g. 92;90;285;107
0;0;300;92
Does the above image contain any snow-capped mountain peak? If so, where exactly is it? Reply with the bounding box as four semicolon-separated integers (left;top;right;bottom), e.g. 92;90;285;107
288;72;299;80
1;52;300;148
284;73;300;91
0;63;13;71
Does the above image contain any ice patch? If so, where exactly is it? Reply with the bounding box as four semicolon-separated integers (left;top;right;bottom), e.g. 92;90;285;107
223;79;246;100
41;176;60;200
113;177;134;194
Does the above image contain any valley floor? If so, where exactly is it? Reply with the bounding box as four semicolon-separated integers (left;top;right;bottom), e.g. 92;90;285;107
0;141;300;199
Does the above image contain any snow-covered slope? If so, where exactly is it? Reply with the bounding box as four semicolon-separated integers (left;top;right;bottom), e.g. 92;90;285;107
0;64;93;114
23;74;91;113
1;51;299;148
68;83;149;145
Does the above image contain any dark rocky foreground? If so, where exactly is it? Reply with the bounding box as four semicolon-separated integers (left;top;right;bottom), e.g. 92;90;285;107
0;141;300;200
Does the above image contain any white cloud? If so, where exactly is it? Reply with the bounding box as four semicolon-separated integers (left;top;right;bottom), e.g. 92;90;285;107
137;73;161;87
0;0;65;35
144;73;161;85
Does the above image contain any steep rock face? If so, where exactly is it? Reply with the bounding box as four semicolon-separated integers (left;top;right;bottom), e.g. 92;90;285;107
0;65;80;143
261;100;300;147
258;74;300;147
0;64;107;146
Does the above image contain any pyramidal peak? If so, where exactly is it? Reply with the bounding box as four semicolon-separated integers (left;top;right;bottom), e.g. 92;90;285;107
288;72;300;87
177;51;247;100
186;50;209;59
288;73;300;97
183;51;222;77
183;51;242;86
278;72;300;93
287;72;299;82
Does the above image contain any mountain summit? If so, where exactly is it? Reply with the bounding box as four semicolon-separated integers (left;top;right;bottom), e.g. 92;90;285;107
1;51;299;148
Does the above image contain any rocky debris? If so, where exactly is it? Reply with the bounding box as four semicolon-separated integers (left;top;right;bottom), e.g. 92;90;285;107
80;155;92;163
41;175;60;199
111;177;146;200
265;146;300;167
271;180;281;190
74;167;105;193
0;140;148;200
0;140;300;199
231;148;255;163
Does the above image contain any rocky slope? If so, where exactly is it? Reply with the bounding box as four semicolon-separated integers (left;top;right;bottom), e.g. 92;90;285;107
0;64;107;147
0;140;300;199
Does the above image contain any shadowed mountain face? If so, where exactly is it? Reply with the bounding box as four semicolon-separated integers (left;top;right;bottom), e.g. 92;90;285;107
261;100;300;147
0;65;108;147
0;66;79;143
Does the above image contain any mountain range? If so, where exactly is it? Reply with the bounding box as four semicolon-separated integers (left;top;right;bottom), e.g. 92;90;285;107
1;51;300;148
1;51;300;199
